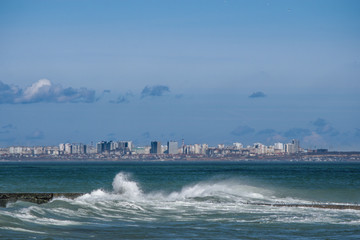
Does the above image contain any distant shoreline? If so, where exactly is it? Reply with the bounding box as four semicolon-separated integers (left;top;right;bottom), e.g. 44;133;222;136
1;152;360;162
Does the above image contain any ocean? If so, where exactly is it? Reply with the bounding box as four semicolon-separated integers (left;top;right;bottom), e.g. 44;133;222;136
0;161;359;239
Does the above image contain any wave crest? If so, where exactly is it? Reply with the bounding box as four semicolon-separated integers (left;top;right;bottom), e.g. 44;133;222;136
165;180;268;202
73;172;276;204
112;172;142;198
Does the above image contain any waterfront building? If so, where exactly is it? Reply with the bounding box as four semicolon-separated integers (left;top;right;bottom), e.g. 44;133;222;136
96;141;111;153
72;143;86;154
274;142;284;151
72;144;79;154
105;141;133;154
96;142;102;153
64;143;72;154
183;145;194;154
254;143;266;154
167;141;178;154
150;141;161;154
9;146;33;155
292;139;300;153
86;145;97;154
0;148;9;155
266;146;275;154
284;139;300;154
46;146;60;155
161;145;167;154
285;143;296;154
194;144;201;154
132;146;151;154
233;142;243;149
201;144;209;154
118;141;132;153
9;146;19;154
59;143;65;152
110;141;118;151
33;147;44;155
80;144;87;154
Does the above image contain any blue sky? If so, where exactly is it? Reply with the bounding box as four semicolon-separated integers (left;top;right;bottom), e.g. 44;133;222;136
0;0;359;150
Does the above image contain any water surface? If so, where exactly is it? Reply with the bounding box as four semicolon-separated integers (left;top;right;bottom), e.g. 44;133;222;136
0;161;359;239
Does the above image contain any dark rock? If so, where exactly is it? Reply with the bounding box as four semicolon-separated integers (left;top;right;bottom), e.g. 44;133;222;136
0;193;84;207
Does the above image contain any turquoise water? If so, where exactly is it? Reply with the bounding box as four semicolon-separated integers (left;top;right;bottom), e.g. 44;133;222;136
0;161;360;239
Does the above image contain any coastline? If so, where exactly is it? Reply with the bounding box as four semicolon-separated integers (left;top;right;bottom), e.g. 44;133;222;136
1;152;360;162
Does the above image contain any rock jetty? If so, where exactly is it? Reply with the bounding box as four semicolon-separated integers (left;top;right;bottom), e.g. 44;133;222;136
0;193;84;207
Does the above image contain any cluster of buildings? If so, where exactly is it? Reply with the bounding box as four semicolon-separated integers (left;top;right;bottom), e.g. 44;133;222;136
96;141;132;155
1;139;303;157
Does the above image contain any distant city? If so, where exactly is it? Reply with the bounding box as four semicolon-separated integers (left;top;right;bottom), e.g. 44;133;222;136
2;137;360;162
0;138;341;160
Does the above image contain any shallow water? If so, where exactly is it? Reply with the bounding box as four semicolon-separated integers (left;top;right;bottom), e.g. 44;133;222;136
0;161;360;239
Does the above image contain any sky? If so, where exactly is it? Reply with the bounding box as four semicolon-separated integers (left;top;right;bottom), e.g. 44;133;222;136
0;0;359;150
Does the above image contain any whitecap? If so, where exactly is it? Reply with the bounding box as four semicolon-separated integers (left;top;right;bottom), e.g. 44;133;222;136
1;227;45;234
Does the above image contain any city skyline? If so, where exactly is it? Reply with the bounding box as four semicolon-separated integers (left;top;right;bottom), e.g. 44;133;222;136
3;138;307;157
0;137;326;153
1;0;359;150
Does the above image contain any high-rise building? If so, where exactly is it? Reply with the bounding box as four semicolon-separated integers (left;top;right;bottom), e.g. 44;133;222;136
150;141;161;154
167;141;178;154
284;140;300;154
194;144;201;154
233;142;243;149
201;144;209;154
110;141;119;151
292;139;300;153
285;144;295;154
86;145;97;154
77;143;86;154
64;143;72;154
274;142;284;150
59;143;65;152
217;144;225;149
118;141;132;152
96;141;111;153
254;143;266;154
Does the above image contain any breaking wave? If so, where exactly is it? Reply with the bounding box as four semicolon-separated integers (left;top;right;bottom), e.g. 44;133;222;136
73;172;285;205
58;172;350;206
1;171;360;238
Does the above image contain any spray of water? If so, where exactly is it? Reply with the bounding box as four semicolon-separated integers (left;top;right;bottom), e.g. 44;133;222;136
112;172;142;198
74;172;277;205
1;171;359;234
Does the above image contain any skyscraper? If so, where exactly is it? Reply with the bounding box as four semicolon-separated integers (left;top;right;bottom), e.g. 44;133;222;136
150;141;161;154
167;141;178;154
96;141;111;153
292;139;300;153
284;139;300;154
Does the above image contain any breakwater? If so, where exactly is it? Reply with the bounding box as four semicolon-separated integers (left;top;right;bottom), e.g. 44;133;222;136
0;193;84;207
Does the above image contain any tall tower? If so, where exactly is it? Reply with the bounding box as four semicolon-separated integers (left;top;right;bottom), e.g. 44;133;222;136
167;141;178;154
150;141;161;154
292;139;300;153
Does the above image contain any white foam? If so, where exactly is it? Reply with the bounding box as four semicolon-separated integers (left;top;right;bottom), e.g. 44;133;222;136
1;172;360;228
162;179;270;203
8;206;81;226
112;172;142;198
74;172;143;205
1;227;45;234
71;172;307;206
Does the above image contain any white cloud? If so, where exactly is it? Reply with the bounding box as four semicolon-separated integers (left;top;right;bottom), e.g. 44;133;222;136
0;79;96;104
17;79;52;103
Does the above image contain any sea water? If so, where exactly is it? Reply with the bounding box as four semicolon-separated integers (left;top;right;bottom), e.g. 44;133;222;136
0;161;359;239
